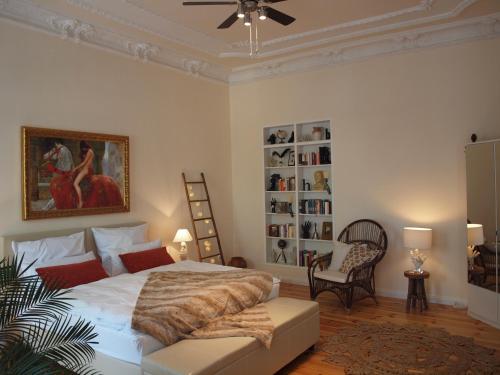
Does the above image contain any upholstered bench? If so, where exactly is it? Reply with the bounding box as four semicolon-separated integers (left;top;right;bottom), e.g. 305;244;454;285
141;297;320;375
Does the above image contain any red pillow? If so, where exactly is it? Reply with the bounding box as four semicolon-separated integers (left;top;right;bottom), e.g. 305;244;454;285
36;259;108;289
119;247;175;273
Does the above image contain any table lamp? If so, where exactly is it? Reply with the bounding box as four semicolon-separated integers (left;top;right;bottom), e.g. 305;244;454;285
467;224;484;269
403;227;432;273
173;229;193;260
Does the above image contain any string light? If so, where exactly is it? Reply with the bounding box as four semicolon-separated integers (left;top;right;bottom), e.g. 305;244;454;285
197;212;203;218
204;219;210;224
189;192;194;198
188;185;193;190
208;229;214;235
204;240;211;247
210;259;215;264
195;202;201;207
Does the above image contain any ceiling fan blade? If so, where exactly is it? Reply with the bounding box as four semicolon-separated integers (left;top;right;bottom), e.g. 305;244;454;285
265;6;295;26
183;1;237;5
218;12;239;29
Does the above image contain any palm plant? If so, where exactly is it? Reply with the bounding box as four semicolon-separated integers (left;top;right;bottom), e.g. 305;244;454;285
0;256;100;375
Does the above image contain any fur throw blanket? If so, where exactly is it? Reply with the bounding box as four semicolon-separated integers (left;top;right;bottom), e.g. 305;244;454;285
132;270;275;348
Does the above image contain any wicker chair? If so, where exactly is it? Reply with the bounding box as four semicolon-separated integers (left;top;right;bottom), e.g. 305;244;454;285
474;245;499;287
307;219;388;312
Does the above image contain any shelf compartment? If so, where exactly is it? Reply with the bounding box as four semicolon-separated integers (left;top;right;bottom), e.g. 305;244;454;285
296;140;331;147
297;164;331;168
298;190;329;193
299;238;333;243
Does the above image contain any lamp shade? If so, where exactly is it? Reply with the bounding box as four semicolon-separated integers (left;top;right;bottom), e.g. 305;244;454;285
467;224;484;246
173;229;193;243
403;227;432;250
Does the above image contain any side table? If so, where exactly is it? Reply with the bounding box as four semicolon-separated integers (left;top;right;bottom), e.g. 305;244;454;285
404;270;429;312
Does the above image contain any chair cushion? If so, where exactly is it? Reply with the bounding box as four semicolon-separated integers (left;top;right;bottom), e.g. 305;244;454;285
315;269;348;283
141;297;318;375
331;241;354;271
339;244;379;273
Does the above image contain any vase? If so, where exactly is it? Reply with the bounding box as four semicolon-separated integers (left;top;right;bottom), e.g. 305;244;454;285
312;127;323;141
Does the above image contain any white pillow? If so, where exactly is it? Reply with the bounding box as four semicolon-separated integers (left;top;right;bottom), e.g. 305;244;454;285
23;252;96;277
91;224;148;256
331;241;354;271
12;232;85;265
101;239;161;277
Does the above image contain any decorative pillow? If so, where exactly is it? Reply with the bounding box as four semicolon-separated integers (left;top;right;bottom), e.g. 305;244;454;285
119;247;175;273
339;244;380;274
12;232;85;266
23;252;96;277
101;239;162;276
36;259;108;289
91;224;148;259
331;241;355;271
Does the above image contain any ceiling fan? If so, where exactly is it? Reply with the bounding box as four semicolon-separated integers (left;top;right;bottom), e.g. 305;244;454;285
182;0;295;29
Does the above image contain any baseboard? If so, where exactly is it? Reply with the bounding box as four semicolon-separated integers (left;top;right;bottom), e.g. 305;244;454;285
468;311;500;329
279;276;468;308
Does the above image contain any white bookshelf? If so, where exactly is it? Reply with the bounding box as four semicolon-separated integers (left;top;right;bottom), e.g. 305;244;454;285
263;120;333;268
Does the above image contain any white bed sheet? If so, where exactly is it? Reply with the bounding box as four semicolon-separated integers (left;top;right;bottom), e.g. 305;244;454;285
68;260;280;365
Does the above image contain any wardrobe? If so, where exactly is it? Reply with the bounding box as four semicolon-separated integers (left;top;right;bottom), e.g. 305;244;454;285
465;139;499;328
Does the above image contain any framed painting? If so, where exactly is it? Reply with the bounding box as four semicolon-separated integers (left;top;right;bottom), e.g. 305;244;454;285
22;126;130;220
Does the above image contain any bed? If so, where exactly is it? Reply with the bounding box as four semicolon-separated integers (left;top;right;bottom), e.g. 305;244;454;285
1;223;283;374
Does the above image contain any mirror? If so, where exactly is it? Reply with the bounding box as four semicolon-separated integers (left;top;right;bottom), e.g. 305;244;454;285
465;142;498;292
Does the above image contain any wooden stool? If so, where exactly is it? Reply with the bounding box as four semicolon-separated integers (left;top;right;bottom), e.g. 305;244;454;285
404;270;429;312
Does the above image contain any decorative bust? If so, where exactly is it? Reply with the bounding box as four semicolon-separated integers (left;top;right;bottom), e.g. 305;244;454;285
312;170;326;191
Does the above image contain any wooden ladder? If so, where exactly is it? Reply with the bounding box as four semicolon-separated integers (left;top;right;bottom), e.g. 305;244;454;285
182;172;225;265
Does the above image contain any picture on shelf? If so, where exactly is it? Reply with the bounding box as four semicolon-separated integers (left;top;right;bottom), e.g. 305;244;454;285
321;222;333;240
288;150;295;166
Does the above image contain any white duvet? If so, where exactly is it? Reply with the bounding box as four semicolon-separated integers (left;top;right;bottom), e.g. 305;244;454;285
68;260;280;335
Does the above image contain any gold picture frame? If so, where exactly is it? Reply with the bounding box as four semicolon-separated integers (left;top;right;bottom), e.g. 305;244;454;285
22;126;130;220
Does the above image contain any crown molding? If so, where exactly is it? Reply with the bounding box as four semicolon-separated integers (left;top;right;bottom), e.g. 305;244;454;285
62;0;477;59
0;0;230;82
221;0;478;58
0;0;499;85
65;0;228;56
229;13;500;84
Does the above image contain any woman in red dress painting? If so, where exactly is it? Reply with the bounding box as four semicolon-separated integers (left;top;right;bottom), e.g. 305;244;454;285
73;141;95;209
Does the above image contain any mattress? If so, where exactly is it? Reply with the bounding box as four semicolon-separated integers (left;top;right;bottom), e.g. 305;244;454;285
68;260;280;365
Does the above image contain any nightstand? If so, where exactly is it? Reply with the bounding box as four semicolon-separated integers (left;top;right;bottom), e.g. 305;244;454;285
404;270;429;312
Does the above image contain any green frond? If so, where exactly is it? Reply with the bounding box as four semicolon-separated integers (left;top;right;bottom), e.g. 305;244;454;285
0;256;100;374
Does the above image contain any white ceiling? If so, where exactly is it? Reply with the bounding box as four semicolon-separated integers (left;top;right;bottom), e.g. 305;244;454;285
2;0;500;82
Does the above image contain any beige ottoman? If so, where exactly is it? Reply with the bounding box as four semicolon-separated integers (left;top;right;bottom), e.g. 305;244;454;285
142;297;320;375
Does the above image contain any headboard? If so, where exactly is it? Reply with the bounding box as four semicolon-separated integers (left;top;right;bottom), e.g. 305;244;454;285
1;222;146;259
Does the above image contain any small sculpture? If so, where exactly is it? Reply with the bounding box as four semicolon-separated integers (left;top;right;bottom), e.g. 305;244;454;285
324;178;331;195
272;148;290;166
267;134;277;144
288;131;294;143
302;221;312;239
312;223;320;240
313;170;326;191
270;198;277;213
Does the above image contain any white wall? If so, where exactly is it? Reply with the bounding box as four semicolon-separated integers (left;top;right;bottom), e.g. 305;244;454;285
229;38;500;305
0;19;233;261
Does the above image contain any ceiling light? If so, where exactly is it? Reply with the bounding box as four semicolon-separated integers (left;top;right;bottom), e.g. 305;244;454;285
244;12;252;27
258;7;267;21
237;3;244;18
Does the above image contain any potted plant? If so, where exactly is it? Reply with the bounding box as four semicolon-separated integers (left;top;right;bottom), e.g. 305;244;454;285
0;256;99;374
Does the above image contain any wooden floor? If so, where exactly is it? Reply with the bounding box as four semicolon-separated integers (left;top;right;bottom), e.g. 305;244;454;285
276;282;500;375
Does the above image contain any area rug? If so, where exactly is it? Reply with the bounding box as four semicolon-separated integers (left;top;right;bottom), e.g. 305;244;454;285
320;322;500;375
